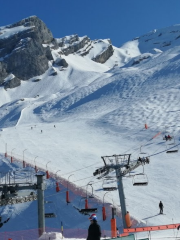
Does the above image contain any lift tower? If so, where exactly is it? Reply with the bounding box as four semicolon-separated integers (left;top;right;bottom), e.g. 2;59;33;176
93;154;149;229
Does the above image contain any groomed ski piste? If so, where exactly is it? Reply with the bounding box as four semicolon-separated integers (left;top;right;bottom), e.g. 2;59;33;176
0;21;180;239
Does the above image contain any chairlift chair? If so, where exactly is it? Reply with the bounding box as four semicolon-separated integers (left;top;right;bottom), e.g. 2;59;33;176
166;137;178;153
77;197;98;214
166;149;178;153
102;178;117;191
133;173;148;186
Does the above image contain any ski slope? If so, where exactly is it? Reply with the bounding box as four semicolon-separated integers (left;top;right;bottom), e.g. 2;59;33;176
0;23;180;239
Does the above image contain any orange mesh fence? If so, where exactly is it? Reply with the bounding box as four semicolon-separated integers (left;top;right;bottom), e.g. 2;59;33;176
124;223;180;233
152;131;161;139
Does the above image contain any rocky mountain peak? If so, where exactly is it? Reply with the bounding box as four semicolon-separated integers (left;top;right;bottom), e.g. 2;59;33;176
0;16;54;88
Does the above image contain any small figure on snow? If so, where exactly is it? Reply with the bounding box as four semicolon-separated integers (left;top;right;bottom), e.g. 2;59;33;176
159;201;164;214
167;135;171;140
145;157;150;164
116;227;120;238
87;214;101;240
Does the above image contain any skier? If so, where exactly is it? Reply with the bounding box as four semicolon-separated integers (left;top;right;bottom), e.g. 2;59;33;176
167;135;171;140
87;214;101;240
159;201;164;214
116;227;120;238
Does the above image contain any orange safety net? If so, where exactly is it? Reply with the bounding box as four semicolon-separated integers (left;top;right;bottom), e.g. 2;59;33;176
152;131;161;139
124;223;180;233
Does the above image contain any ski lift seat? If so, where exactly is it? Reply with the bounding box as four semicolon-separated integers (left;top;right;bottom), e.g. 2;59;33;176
133;174;148;186
133;182;148;186
166;150;178;153
103;187;117;191
79;208;97;213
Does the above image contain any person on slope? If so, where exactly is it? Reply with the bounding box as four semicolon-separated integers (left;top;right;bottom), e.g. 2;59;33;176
87;214;101;240
167;135;171;140
159;201;164;214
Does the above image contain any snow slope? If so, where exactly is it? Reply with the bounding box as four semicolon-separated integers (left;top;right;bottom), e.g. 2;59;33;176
0;23;180;239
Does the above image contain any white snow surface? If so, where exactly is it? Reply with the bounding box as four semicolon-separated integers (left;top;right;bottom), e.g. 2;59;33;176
0;23;180;239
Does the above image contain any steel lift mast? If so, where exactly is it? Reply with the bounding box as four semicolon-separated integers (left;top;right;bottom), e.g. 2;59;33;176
93;154;149;228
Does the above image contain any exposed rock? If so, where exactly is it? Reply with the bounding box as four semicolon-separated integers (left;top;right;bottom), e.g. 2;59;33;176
53;58;68;68
0;16;53;81
50;38;59;50
92;45;114;64
132;54;151;66
57;35;91;56
33;78;41;82
4;75;21;90
5;37;52;80
9;16;53;44
0;62;8;84
49;67;57;76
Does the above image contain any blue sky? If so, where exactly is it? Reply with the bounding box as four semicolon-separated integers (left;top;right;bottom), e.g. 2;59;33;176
0;0;180;47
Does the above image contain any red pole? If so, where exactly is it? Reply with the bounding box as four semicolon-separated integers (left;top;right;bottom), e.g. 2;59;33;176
35;165;38;173
85;199;88;209
5;152;7;158
111;218;117;238
56;182;60;192
102;206;106;221
46;170;50;179
66;190;70;203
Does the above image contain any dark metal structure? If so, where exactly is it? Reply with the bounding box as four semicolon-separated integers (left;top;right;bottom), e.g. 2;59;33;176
93;154;149;228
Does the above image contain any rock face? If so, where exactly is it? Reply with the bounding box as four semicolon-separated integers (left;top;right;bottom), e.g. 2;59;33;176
92;45;114;64
53;58;68;68
57;35;91;55
0;16;54;88
4;76;21;90
0;16;115;90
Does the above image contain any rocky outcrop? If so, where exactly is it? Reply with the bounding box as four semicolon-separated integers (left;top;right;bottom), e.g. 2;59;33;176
4;75;21;90
53;58;68;68
0;62;8;84
57;35;91;56
9;15;53;44
92;45;114;64
0;16;54;87
4;37;52;80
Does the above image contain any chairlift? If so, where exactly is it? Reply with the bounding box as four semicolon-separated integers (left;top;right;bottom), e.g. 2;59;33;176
77;197;97;214
139;146;147;155
102;178;117;191
133;173;148;186
133;165;148;186
166;136;178;153
45;213;56;218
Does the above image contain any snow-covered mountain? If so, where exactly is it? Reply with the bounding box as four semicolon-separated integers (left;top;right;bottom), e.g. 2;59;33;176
0;16;180;239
